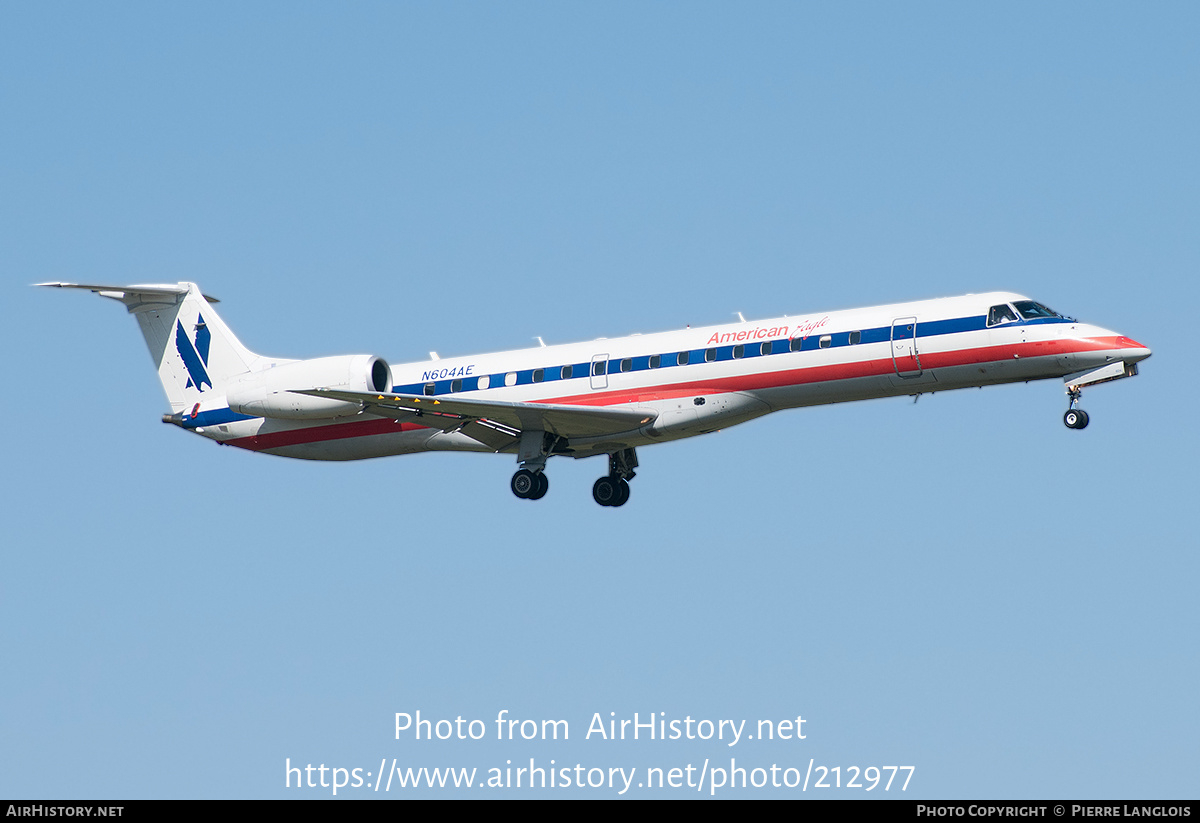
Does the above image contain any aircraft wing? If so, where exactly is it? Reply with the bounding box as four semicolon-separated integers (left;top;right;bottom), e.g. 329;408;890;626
294;388;657;450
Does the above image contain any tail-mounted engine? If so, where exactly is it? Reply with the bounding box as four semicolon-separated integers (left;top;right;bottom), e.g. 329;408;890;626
226;355;391;420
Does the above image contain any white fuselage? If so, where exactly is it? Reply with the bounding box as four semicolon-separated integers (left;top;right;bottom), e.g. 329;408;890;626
183;291;1150;462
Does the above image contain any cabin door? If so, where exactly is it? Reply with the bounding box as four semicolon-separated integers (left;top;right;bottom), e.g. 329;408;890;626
891;317;923;377
590;353;609;390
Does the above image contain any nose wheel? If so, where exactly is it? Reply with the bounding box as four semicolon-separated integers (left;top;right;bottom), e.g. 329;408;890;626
1063;387;1089;429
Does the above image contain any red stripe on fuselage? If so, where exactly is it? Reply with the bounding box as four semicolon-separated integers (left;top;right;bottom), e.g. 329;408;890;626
226;418;429;452
538;336;1132;407
223;335;1135;449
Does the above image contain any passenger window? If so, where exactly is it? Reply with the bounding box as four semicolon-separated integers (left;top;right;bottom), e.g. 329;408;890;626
533;369;544;383
451;379;462;392
705;348;716;362
505;372;517;387
561;365;572;380
819;335;831;349
649;354;661;369
761;341;772;356
790;338;803;353
477;375;490;390
592;360;606;377
849;330;861;345
677;352;689;366
423;383;435;396
733;345;744;359
988;304;1019;326
620;358;632;372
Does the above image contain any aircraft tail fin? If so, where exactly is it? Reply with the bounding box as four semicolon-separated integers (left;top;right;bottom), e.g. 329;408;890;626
37;281;260;412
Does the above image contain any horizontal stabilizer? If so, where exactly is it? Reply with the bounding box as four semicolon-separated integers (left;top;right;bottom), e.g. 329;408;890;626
39;280;253;411
36;282;221;303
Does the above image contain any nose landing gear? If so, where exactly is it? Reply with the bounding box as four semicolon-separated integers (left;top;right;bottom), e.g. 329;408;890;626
1063;387;1089;429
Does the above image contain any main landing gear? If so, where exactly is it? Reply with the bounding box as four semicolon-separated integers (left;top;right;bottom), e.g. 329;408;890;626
593;448;637;508
509;447;639;507
511;430;555;501
510;468;549;500
592;475;630;507
1063;387;1089;430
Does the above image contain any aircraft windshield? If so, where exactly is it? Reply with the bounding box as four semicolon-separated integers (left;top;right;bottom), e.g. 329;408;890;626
1013;300;1063;320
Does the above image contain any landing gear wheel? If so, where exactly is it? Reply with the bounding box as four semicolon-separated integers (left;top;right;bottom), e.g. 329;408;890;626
1064;409;1090;430
511;469;537;499
592;476;619;507
613;478;630;507
529;472;549;500
593;476;630;507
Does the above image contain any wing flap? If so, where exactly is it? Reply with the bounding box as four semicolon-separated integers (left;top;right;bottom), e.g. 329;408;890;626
294;388;656;443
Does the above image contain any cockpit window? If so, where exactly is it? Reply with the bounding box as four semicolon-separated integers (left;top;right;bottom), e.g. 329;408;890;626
1013;300;1063;320
987;304;1019;326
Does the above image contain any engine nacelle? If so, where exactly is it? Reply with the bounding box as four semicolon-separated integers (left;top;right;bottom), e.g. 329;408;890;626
226;355;392;420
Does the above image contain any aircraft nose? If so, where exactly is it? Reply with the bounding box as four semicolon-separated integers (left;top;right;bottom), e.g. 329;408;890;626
1117;336;1151;362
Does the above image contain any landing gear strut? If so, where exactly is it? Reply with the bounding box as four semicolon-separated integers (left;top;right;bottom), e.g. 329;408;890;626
511;430;556;501
1064;387;1089;430
593;448;637;507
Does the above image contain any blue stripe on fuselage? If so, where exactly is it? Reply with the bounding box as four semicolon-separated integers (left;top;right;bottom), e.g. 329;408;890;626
180;407;256;428
392;312;1061;397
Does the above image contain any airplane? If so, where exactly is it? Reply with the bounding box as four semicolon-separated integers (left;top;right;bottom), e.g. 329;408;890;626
39;282;1150;507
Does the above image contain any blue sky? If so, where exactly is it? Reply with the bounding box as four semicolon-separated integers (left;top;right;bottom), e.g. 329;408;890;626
2;2;1197;798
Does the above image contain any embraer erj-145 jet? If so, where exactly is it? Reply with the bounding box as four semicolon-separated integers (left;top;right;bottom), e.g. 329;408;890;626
40;282;1150;507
